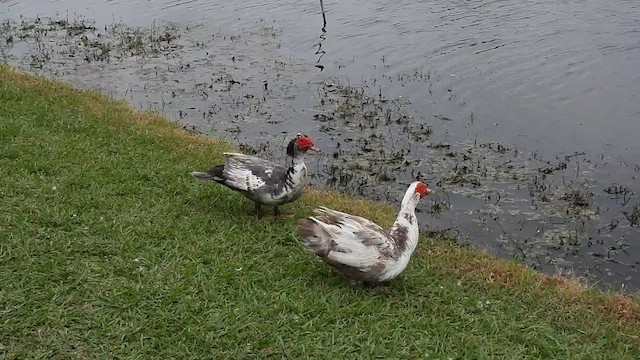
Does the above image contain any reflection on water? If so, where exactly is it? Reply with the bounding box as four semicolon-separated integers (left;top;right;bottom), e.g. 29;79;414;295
1;0;639;291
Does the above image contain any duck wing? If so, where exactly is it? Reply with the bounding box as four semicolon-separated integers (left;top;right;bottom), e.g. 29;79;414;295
310;206;397;258
313;206;384;231
221;153;288;192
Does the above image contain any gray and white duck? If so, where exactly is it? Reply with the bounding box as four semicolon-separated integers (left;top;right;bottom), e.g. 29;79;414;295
297;181;432;283
191;133;319;218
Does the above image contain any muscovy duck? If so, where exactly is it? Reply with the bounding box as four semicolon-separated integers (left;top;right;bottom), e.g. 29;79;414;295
191;133;319;218
297;181;432;283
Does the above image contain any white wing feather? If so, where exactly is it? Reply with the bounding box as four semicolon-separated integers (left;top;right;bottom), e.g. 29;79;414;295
313;206;395;256
314;206;386;235
221;152;270;191
308;219;382;267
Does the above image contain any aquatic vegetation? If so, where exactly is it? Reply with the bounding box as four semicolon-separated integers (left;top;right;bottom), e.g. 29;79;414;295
624;204;640;227
0;15;183;67
562;188;593;208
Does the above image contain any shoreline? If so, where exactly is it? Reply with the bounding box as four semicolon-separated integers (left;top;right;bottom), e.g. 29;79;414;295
2;64;639;358
2;12;638;293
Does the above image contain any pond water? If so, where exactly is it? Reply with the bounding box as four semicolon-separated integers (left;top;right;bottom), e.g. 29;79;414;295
1;0;639;291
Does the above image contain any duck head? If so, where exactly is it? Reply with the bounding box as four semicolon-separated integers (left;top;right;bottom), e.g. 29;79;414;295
286;133;319;157
401;181;433;208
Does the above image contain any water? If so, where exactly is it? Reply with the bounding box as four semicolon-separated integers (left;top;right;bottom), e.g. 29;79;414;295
1;0;639;291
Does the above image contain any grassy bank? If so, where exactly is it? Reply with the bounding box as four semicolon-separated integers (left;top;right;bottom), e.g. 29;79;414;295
1;65;639;359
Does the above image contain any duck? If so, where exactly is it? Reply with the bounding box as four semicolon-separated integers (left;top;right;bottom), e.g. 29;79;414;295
296;181;432;283
191;133;319;218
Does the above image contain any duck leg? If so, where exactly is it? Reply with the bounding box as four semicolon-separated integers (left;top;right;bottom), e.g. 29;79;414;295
259;205;280;220
254;202;262;218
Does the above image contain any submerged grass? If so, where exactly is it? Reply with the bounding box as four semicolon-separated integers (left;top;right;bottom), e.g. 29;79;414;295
1;65;639;359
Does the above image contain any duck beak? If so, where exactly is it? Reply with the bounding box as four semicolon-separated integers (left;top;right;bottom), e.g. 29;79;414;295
310;145;320;152
420;187;433;198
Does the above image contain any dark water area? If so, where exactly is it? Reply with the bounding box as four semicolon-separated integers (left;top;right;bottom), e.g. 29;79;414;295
1;0;639;291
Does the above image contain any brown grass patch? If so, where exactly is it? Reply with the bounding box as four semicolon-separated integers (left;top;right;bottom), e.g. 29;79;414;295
538;273;586;297
487;261;528;287
597;294;640;323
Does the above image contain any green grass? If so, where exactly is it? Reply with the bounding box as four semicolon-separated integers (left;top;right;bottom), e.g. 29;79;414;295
1;65;639;359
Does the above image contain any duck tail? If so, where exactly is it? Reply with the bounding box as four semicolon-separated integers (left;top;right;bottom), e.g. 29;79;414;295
312;206;343;224
297;217;333;257
191;165;225;182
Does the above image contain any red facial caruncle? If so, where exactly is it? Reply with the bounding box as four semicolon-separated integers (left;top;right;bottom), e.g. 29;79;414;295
296;136;319;152
415;182;433;198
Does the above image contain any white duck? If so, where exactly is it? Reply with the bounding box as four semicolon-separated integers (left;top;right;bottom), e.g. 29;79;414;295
191;133;319;218
297;181;432;283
